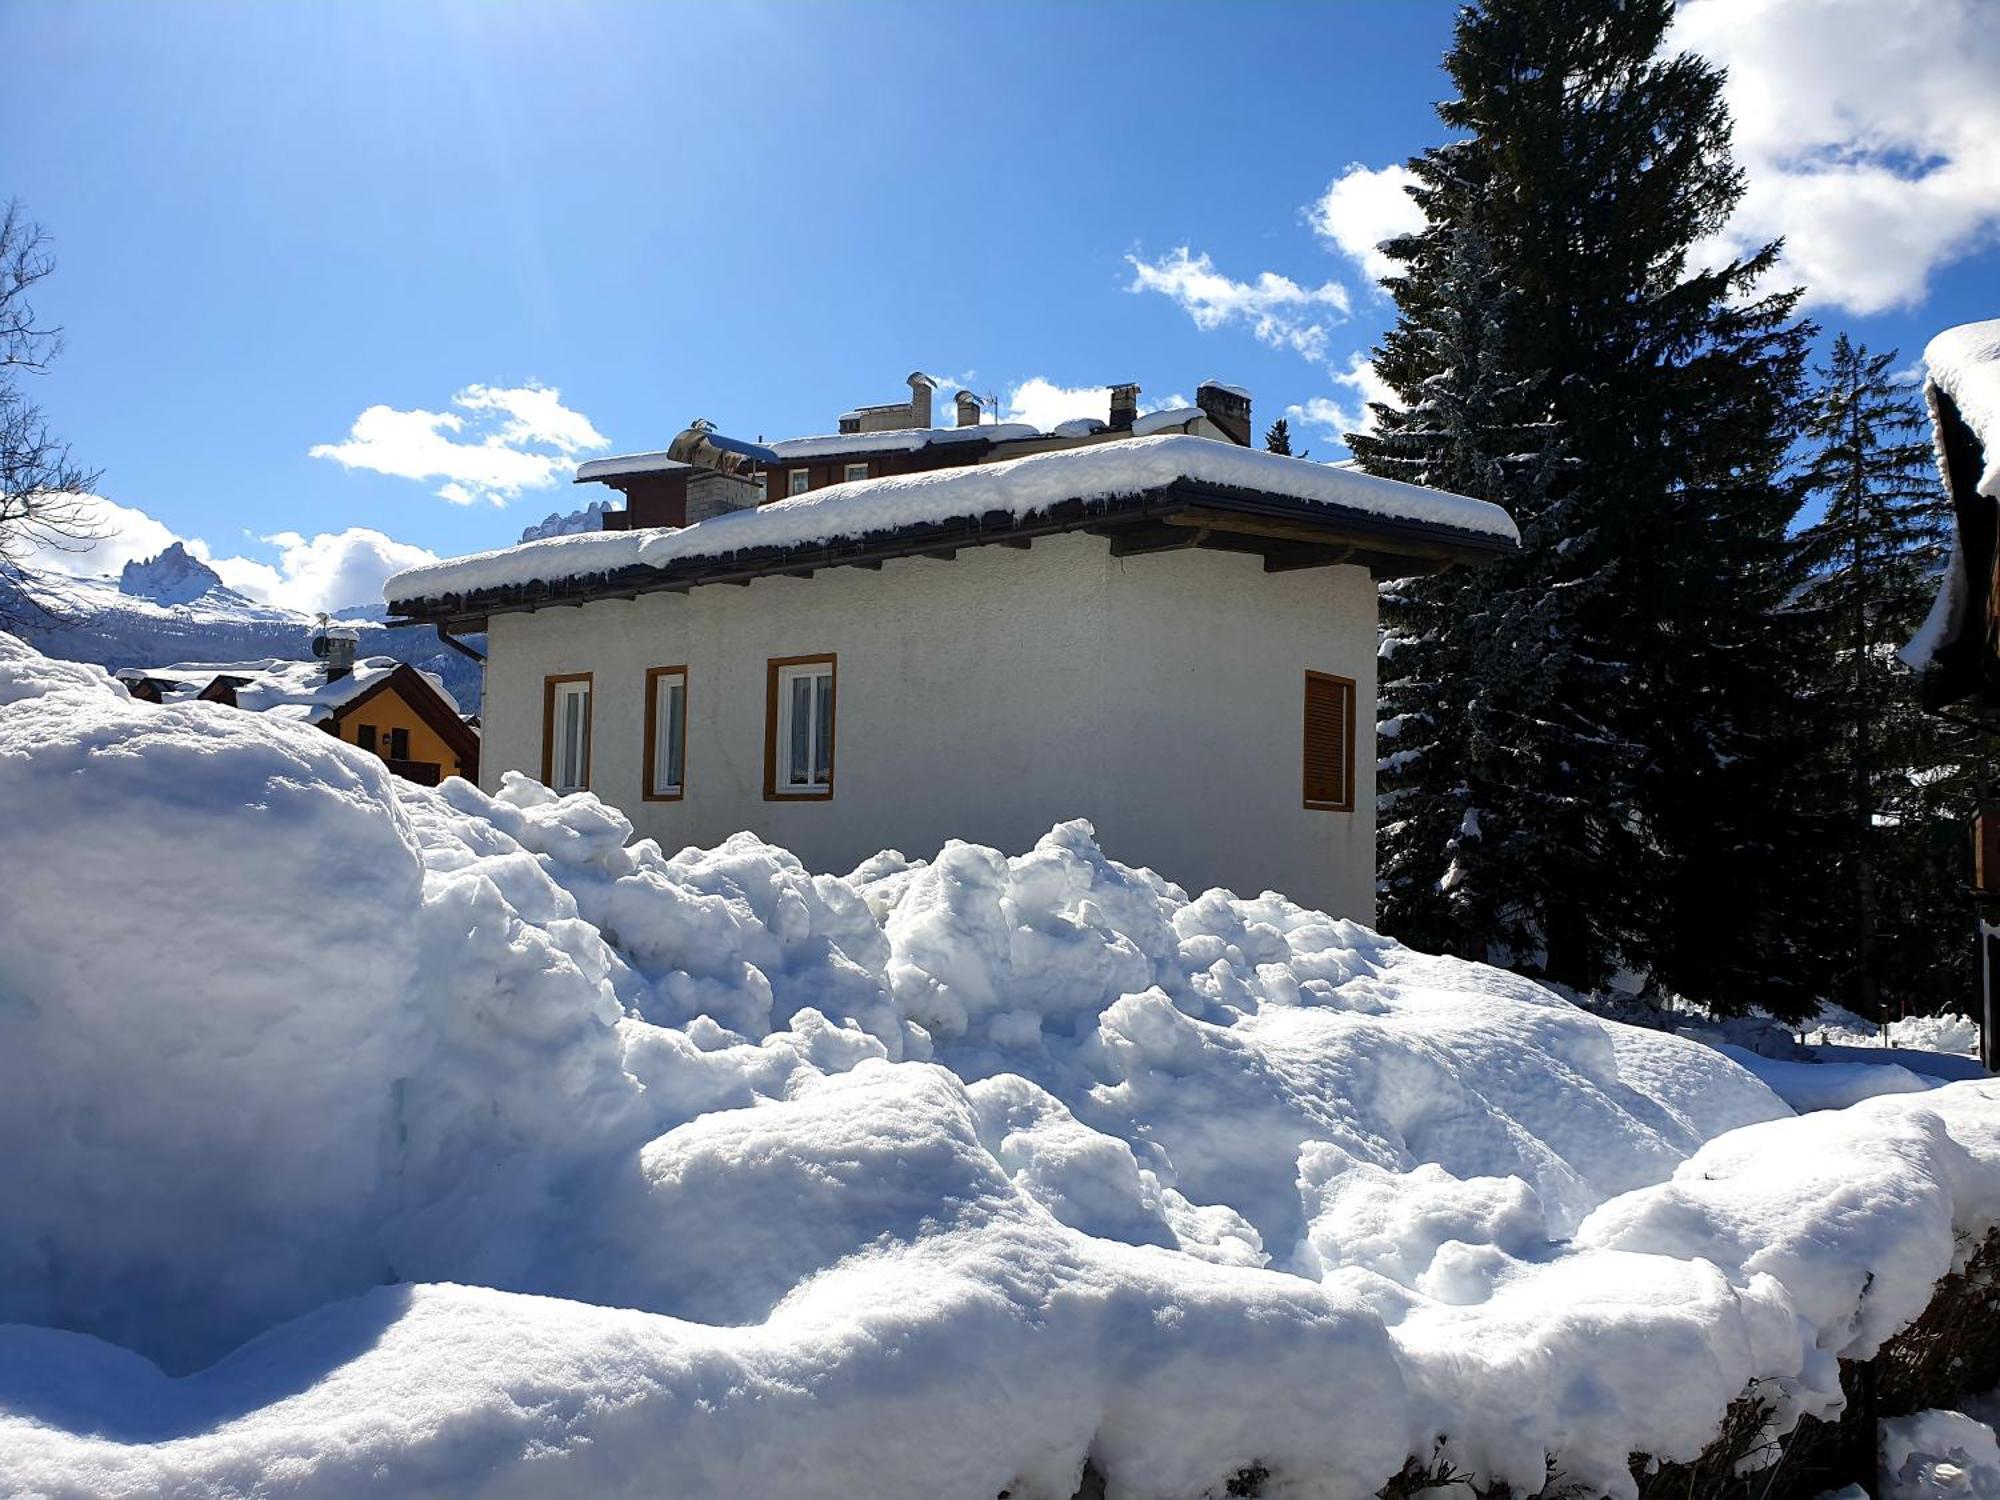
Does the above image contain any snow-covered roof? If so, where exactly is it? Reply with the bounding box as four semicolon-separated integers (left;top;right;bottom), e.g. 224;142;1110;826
1902;318;2000;676
1131;406;1205;437
387;434;1519;609
572;452;694;483
767;423;1041;461
1199;381;1252;399
115;655;458;723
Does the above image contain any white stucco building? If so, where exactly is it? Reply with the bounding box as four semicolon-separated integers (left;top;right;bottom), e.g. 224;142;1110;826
387;432;1517;919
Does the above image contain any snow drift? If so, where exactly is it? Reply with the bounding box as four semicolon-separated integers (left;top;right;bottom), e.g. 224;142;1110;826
3;631;1999;1500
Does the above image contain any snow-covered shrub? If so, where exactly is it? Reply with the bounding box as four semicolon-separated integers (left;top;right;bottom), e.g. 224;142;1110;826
4;629;2000;1500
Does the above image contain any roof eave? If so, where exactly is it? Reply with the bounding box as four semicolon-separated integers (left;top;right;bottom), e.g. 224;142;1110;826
386;478;1517;630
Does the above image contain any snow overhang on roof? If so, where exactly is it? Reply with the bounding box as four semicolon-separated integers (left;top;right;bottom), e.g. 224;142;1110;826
766;423;1041;462
573;452;696;485
385;434;1521;628
1902;318;2000;716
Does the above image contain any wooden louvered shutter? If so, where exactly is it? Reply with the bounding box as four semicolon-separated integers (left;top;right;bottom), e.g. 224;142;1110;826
1302;672;1355;811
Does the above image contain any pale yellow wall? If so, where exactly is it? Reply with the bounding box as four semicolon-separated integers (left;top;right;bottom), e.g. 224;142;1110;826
336;688;469;779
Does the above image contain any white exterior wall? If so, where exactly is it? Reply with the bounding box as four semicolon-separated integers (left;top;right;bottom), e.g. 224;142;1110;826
481;532;1377;919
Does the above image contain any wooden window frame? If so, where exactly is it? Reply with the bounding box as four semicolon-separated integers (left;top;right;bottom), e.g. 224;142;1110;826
642;665;689;802
843;462;869;483
541;672;594;793
763;653;837;801
787;468;810;497
1302;670;1357;813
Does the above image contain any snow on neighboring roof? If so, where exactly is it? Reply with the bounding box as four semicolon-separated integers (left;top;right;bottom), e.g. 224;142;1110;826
766;422;1041;461
1050;418;1107;438
1131;406;1205;437
572;452;694;483
1902;319;2000;672
386;433;1520;605
115;655;457;721
1200;380;1252;399
1928;318;2000;502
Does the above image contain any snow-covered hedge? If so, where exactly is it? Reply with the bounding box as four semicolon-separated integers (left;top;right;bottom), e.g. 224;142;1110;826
3;631;1999;1500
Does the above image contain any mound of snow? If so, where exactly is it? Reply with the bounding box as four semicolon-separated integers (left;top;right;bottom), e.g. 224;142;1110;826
5;630;2000;1500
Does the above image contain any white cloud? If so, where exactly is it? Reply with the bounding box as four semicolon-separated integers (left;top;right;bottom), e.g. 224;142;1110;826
1126;248;1351;361
1671;0;2000;314
1001;378;1193;431
20;496;439;614
1309;164;1425;284
1289;355;1397;447
310;382;610;506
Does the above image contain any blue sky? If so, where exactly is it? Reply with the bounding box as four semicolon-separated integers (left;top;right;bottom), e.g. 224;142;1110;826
6;0;1997;611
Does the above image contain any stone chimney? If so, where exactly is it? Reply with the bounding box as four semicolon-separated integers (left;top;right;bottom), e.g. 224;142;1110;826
1196;381;1253;446
955;390;983;428
316;624;359;682
1108;383;1140;430
907;372;938;429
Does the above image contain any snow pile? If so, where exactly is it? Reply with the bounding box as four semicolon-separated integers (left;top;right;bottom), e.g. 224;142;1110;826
7;630;2000;1500
385;433;1519;604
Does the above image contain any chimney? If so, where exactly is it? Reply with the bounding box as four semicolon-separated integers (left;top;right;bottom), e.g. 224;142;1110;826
955;390;983;428
1108;383;1140;430
907;371;938;429
315;623;359;682
1196;381;1254;446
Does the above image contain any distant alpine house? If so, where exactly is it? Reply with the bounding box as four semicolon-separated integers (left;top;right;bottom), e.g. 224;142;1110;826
387;374;1518;918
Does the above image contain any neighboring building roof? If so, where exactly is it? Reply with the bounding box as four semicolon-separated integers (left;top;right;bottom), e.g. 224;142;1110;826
387;434;1520;627
1903;319;2000;712
766;423;1041;462
1131;407;1206;437
573;453;695;484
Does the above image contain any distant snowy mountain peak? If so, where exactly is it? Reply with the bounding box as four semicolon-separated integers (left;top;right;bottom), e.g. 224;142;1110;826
116;541;238;606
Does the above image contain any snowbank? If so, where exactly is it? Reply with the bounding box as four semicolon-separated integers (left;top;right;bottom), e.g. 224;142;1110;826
384;433;1519;603
5;631;2000;1500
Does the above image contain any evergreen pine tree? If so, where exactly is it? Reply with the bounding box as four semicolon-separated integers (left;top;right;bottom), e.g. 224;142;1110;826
1264;418;1304;457
1795;337;1966;1021
1351;0;1816;1013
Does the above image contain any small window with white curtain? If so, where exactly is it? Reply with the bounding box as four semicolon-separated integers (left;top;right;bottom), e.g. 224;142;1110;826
765;655;835;799
844;462;868;483
645;666;687;800
544;674;592;794
788;469;810;496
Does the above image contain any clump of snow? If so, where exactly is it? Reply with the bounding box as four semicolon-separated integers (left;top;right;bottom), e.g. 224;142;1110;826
385;433;1519;605
6;629;2000;1500
518;496;615;541
1883;1405;2000;1500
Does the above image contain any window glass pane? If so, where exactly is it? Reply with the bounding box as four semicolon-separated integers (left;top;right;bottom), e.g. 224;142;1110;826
555;683;588;791
788;675;812;784
663;681;685;790
812;672;833;784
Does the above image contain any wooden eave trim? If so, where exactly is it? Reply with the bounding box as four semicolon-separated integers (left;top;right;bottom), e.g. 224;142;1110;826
387;479;1517;629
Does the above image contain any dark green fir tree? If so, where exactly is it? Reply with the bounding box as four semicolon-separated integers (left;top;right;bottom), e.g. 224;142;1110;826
1264;417;1298;456
1351;0;1817;1014
1795;336;1967;1022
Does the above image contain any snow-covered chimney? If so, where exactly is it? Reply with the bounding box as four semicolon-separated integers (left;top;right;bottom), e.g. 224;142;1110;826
1109;383;1140;430
955;390;983;428
907;372;938;429
1196;381;1253;446
314;623;359;682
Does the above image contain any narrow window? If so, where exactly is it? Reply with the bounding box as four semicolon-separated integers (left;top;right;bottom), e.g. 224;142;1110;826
1302;671;1356;812
844;462;868;483
764;654;836;799
754;473;769;502
542;673;593;794
387;727;410;761
644;665;688;800
356;723;377;753
788;468;810;497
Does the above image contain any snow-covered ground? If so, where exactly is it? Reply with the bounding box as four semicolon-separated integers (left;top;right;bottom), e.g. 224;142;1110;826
5;629;2000;1500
